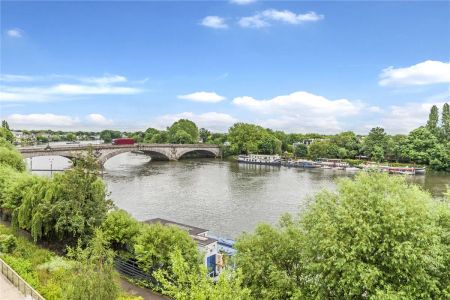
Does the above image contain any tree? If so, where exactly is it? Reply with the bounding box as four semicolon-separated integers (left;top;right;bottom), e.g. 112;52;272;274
331;131;360;158
257;133;282;155
1;120;10;130
235;215;305;299
308;141;338;160
66;133;77;142
143;128;160;143
64;230;120;300
363;127;388;158
21;150;113;244
0;140;26;171
100;130;122;143
0;127;14;143
235;173;450;299
371;145;385;162
403;126;439;165
170;130;196;144
151;131;169;143
101;209;140;251
168;119;199;144
154;249;251;300
442;102;450;141
134;222;202;287
426;105;439;135
293;143;308;158
199;128;211;143
36;135;49;143
228;123;266;154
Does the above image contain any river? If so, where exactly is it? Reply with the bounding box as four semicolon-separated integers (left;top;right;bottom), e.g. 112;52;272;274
27;152;449;238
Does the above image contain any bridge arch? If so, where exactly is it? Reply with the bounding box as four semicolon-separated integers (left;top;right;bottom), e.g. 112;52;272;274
99;148;170;166
176;148;219;160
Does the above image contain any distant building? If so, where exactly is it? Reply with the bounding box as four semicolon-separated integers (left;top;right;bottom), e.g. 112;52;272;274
144;218;223;277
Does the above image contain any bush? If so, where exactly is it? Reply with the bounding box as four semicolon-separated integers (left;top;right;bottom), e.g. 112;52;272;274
0;234;17;253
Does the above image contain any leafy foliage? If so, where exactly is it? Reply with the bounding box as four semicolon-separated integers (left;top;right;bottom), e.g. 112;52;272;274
154;249;251;300
101;209;140;250
0;234;17;253
134;223;201;278
235;173;450;299
168;119;199;144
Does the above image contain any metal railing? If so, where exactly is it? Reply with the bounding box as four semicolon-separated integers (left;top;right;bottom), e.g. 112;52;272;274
0;257;45;300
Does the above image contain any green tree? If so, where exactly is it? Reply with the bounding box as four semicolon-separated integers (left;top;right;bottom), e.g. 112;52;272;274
23;150;113;244
0;141;26;171
363;127;388;158
257;133;282;155
371;145;385;162
426;104;439;135
199;128;211;143
168;119;199;144
66;133;77;142
170;130;196;144
308;141;338;160
101;209;140;251
293;143;308;158
151;131;169;143
134;222;202;287
331;131;360;158
100;130;122;143
228;123;266;154
403;126;439;165
154;249;251;300
36;135;49;144
1;120;10;130
235;215;305;299
64;230;120;300
235;173;450;299
442;102;450;141
143;128;160;143
0;127;14;143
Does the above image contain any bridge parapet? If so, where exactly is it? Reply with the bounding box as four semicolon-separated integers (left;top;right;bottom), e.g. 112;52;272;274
18;144;221;165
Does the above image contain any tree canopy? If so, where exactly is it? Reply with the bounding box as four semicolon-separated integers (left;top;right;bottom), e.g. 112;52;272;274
235;173;450;299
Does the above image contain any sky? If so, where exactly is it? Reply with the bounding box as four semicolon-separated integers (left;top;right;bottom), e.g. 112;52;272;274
1;0;449;134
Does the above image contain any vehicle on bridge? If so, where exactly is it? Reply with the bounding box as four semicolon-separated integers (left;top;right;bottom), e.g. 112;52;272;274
112;138;135;145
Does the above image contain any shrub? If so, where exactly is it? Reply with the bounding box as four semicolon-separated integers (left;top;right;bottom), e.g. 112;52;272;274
0;234;17;253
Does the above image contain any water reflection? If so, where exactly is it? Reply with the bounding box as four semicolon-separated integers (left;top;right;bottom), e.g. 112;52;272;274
29;153;449;238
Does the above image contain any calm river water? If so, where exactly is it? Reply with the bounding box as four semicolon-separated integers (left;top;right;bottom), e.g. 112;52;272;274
28;153;449;238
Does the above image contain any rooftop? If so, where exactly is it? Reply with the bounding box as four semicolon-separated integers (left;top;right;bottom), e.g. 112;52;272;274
144;218;217;246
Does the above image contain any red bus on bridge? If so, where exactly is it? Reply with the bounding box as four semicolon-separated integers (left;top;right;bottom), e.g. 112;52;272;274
112;138;135;145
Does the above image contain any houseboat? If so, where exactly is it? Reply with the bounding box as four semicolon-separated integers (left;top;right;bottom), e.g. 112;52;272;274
237;154;282;166
316;158;350;169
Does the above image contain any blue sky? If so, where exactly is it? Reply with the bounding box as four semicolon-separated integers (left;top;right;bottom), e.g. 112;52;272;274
1;0;449;133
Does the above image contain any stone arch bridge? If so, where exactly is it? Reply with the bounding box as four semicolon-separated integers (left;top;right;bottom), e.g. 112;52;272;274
19;144;221;166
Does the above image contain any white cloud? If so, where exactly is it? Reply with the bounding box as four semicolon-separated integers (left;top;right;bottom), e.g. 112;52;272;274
6;113;79;127
233;91;361;115
153;112;237;132
230;0;256;5
85;114;113;125
232;91;363;133
201;16;228;29
238;15;269;29
379;60;450;86
81;75;127;85
374;101;447;133
177;91;226;103
6;28;23;38
1;82;141;102
0;74;35;82
239;9;323;28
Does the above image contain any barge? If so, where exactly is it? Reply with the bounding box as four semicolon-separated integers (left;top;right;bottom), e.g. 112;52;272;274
237;154;282;166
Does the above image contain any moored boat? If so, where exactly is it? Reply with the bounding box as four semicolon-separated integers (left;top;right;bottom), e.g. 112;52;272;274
237;154;282;166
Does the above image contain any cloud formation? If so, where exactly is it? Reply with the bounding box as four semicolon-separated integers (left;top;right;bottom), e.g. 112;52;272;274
5;113;114;129
0;74;142;102
6;28;23;38
201;16;228;29
233;91;363;133
239;9;324;28
177;91;226;103
85;113;113;125
379;60;450;86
